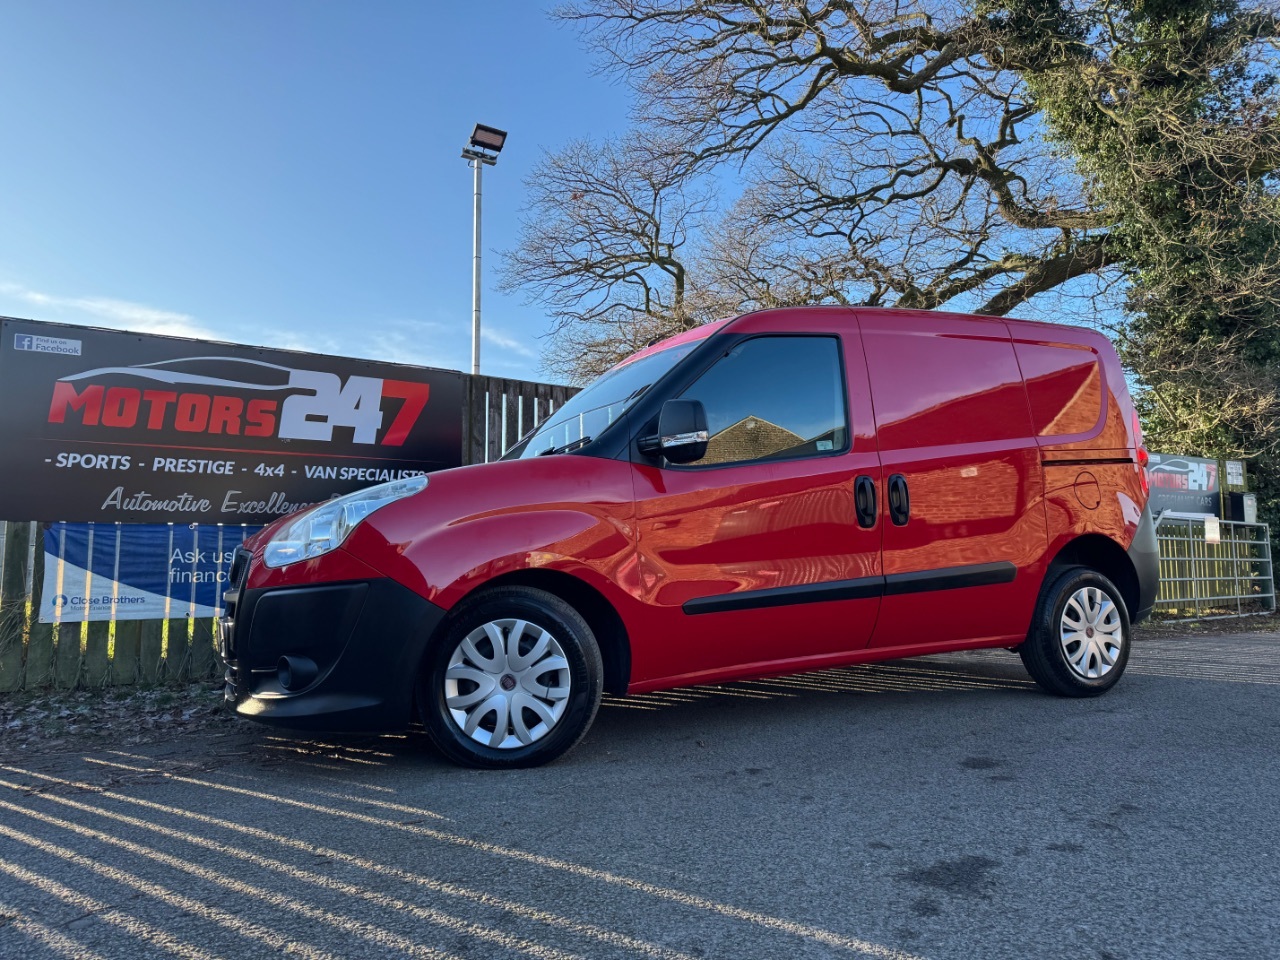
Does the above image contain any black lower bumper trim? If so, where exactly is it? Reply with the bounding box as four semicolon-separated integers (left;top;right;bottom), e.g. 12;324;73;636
1128;501;1160;623
222;576;446;733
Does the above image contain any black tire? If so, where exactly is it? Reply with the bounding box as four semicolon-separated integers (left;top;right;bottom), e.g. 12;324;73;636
1019;565;1131;698
417;586;603;769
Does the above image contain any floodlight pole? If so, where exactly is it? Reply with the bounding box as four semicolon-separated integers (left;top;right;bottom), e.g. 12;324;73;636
470;156;483;378
462;148;498;378
462;125;505;379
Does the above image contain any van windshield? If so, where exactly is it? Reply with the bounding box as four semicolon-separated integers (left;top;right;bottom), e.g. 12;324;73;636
508;342;699;459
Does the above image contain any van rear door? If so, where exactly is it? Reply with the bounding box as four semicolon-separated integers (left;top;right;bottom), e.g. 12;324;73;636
856;309;1047;650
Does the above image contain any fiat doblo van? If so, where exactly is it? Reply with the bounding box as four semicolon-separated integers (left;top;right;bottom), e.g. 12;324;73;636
221;307;1158;768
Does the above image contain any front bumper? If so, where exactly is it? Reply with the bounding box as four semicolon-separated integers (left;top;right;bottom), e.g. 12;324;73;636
220;554;446;732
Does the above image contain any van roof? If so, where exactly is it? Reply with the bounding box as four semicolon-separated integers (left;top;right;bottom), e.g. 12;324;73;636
619;305;1105;370
738;304;1099;335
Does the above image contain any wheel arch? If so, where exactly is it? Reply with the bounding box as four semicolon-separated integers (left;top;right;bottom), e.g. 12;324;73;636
438;569;632;696
1046;534;1141;619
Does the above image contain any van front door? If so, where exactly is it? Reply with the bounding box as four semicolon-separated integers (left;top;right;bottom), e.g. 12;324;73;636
856;309;1047;650
629;317;882;689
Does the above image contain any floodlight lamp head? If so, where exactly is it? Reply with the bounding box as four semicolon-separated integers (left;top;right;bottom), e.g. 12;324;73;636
469;124;507;155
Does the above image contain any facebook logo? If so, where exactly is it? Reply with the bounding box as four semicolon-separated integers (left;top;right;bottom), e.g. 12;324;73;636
12;332;81;355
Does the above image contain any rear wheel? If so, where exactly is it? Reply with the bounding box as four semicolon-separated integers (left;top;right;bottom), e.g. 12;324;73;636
417;586;603;769
1019;566;1131;697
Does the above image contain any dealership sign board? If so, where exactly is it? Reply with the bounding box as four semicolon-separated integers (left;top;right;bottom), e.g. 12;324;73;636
0;318;464;523
40;522;261;623
1147;453;1221;517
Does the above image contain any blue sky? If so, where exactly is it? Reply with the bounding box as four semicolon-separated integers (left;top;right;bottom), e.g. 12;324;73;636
0;1;630;381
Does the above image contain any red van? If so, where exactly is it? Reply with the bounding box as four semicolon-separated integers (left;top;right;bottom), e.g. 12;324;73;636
221;307;1158;768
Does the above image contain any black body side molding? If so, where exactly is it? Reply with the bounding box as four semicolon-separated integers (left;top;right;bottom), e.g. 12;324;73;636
883;561;1016;596
682;561;1017;615
683;576;883;615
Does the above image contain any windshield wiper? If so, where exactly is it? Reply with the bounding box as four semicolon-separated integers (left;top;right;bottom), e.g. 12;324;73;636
538;436;593;456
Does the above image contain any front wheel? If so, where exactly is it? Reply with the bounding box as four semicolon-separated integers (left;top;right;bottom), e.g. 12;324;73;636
417;586;603;769
1019;566;1131;697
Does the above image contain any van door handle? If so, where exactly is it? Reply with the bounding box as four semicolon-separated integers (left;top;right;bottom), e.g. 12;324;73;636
854;475;877;529
888;474;910;526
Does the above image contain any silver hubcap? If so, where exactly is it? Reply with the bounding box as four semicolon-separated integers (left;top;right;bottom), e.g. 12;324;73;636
445;619;572;749
1060;587;1124;679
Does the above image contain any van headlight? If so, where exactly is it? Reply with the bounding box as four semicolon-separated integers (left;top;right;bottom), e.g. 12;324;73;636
262;475;428;568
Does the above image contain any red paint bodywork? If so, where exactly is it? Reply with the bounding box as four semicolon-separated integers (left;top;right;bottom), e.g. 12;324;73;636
242;307;1148;695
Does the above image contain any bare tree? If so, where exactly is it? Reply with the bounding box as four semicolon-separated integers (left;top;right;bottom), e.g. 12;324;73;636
557;0;1115;317
499;135;720;382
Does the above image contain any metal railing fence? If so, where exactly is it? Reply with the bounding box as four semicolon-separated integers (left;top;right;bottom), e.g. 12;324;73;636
1153;513;1276;620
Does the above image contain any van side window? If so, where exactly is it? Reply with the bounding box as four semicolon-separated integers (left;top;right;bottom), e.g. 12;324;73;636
1013;342;1105;438
677;336;847;466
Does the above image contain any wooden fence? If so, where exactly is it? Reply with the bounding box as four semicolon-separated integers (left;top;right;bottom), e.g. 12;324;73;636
464;375;577;464
0;520;219;692
0;373;578;693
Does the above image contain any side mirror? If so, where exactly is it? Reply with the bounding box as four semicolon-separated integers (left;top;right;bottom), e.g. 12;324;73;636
639;399;708;464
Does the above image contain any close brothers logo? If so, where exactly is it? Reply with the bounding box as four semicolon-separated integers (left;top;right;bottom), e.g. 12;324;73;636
49;593;145;608
45;357;430;446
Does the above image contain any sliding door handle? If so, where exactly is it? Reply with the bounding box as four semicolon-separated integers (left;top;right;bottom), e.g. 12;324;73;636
888;474;910;526
854;475;877;529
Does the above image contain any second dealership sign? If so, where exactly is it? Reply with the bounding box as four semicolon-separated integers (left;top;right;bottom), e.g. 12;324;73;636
1;317;465;523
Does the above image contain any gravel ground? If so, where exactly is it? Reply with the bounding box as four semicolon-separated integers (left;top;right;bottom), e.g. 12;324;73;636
0;684;232;765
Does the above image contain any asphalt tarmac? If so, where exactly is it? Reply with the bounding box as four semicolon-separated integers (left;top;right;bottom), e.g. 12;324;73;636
1;631;1277;959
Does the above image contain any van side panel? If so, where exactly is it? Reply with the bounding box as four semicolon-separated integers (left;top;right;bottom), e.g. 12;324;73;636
1005;320;1147;557
857;310;1048;649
